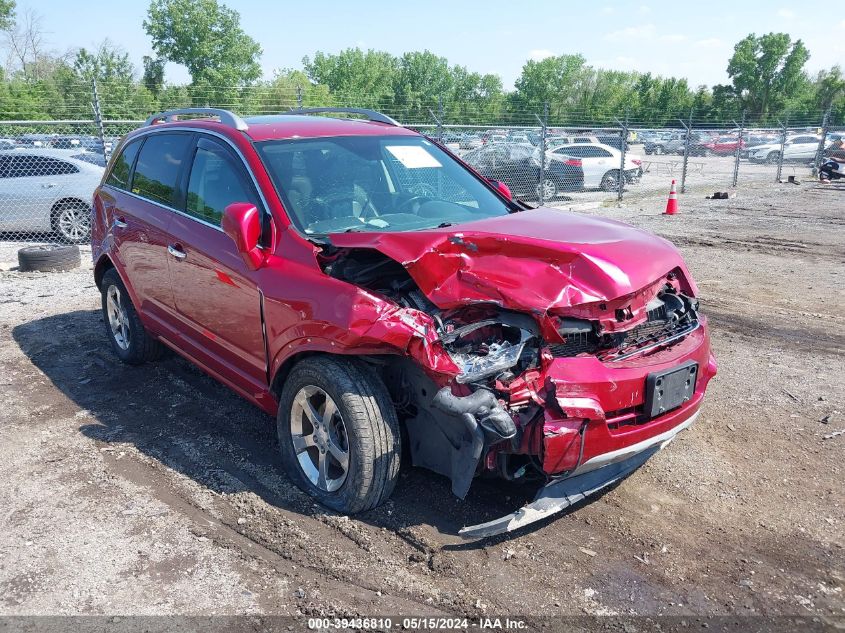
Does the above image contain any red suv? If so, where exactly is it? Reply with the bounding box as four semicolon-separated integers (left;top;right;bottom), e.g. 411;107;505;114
92;108;716;538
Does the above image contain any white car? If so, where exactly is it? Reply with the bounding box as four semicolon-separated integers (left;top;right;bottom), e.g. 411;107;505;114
548;143;642;191
746;134;821;164
0;149;104;243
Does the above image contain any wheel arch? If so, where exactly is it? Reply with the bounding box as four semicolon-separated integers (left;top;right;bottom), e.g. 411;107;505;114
50;196;90;224
93;253;115;290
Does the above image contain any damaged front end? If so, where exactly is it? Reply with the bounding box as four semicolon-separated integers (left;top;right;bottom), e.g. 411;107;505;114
322;221;717;538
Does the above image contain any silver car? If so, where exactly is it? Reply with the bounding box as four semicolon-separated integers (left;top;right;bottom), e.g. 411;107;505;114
0;149;104;243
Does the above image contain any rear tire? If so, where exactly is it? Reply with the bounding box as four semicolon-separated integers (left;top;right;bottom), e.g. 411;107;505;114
600;170;621;191
653;145;664;155
536;178;558;201
51;199;92;244
100;268;165;365
277;356;400;514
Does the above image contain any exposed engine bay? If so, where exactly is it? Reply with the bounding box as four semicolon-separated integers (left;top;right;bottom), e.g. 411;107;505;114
319;244;706;516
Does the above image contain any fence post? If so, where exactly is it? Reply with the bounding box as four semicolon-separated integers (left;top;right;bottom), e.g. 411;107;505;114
535;102;548;206
616;113;629;202
91;79;109;163
296;84;303;109
815;108;831;173
437;94;444;143
678;110;692;193
731;110;746;188
776;119;788;182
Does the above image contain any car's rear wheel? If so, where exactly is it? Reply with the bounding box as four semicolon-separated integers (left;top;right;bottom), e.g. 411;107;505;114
600;170;620;191
536;178;558;201
52;199;91;244
653;145;664;155
100;268;165;365
277;356;400;514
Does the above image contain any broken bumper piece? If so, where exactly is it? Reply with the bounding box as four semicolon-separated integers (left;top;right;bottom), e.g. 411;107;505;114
459;442;664;539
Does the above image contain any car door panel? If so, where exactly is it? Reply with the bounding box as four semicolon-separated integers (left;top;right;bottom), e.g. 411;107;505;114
165;136;267;391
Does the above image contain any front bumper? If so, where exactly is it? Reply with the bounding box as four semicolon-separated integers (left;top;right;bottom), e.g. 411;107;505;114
460;421;691;538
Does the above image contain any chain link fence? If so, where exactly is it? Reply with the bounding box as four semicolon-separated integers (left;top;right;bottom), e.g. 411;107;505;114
0;80;840;245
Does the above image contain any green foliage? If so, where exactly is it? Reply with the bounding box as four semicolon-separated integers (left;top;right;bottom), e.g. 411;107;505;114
726;33;811;119
143;0;262;91
0;0;15;30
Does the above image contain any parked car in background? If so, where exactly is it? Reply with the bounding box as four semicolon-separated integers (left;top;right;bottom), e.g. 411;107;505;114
91;107;715;537
0;149;103;242
458;134;483;150
645;131;712;156
702;136;745;156
17;133;56;148
746;134;821;164
463;142;583;199
548;143;640;191
0;138;17;150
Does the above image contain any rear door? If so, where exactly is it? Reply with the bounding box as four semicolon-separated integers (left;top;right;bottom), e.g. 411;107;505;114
112;132;193;329
164;135;268;394
0;154;80;232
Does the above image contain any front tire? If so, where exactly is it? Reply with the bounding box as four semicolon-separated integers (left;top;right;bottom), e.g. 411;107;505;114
766;151;780;165
653;145;664;155
277;356;400;514
100;268;165;365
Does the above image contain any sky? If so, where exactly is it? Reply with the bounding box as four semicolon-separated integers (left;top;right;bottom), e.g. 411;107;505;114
14;0;845;89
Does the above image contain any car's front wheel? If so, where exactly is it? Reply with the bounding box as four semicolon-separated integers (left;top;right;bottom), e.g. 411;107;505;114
766;151;780;164
277;356;400;514
100;268;165;365
653;145;664;155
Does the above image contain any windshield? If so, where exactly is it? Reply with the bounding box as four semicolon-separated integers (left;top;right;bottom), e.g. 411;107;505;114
256;136;512;236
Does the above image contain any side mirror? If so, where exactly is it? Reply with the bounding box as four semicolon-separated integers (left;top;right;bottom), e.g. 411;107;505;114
222;203;265;270
488;179;513;200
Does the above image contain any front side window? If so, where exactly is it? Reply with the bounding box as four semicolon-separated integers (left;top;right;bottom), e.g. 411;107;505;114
106;138;142;190
257;136;512;236
186;141;257;225
131;133;192;206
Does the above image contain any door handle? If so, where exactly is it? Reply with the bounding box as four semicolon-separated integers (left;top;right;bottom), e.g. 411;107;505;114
113;217;128;229
168;244;187;260
41;183;56;189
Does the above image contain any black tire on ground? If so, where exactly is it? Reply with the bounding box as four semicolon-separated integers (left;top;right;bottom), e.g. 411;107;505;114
653;145;664;155
51;199;92;244
17;244;81;272
100;268;165;365
277;356;401;514
766;151;780;165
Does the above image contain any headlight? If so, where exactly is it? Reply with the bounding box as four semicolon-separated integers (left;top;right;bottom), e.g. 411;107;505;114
450;339;527;384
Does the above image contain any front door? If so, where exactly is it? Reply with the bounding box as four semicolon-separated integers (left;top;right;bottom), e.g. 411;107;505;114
165;135;268;395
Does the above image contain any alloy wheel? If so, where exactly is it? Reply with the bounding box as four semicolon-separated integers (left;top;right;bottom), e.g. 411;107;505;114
290;385;350;492
106;285;130;351
56;204;91;243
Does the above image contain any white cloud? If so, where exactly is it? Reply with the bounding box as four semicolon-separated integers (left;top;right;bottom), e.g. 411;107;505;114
528;49;554;61
660;34;688;42
604;24;656;40
695;38;725;48
777;8;795;18
601;6;614;14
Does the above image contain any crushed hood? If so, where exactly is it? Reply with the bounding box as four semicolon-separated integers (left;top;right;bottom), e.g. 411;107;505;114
328;207;694;312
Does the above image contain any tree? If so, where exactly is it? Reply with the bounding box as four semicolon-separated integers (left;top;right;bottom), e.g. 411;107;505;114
72;40;134;83
302;48;397;108
0;0;14;30
512;55;587;120
142;55;165;96
726;33;810;119
143;0;262;90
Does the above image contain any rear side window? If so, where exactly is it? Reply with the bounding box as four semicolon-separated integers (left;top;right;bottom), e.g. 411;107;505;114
6;155;79;177
186;141;257;225
106;139;142;190
131;133;192;206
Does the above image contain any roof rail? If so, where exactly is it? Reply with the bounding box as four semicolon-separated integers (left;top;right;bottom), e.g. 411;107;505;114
144;108;248;131
287;107;400;127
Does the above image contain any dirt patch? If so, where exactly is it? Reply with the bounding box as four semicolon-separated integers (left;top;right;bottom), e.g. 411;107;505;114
0;181;843;621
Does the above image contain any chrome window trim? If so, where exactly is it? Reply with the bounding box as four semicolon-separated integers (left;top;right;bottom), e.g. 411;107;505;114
103;126;274;236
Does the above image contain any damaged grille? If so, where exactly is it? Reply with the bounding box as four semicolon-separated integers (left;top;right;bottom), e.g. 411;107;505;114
548;290;699;361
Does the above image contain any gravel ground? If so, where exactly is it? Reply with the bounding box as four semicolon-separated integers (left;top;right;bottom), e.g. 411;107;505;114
0;180;842;625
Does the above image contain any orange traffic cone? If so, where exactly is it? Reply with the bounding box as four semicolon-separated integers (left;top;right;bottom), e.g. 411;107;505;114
664;179;678;215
